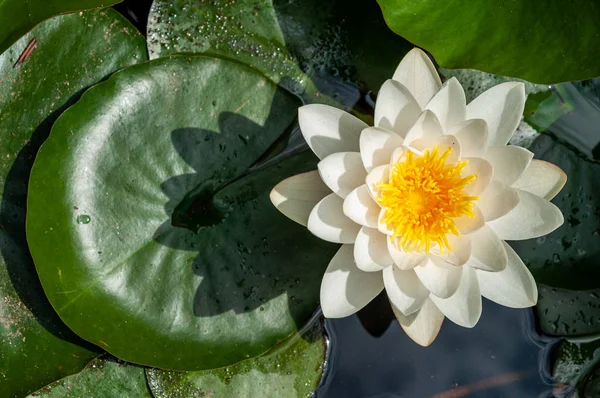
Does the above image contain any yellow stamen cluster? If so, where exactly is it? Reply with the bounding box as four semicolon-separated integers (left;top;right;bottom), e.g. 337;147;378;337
376;146;479;253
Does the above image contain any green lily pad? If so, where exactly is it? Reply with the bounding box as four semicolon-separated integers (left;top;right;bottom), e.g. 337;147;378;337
146;315;326;398
26;54;337;370
552;338;600;397
509;134;600;290
377;0;600;84
0;9;147;398
536;285;600;337
26;356;152;398
146;0;411;107
0;0;123;56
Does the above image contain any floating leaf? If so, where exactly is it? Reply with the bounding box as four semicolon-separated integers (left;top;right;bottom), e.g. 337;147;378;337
146;315;326;398
146;0;411;107
0;9;147;398
536;286;600;337
377;0;600;83
26;356;152;397
27;55;337;370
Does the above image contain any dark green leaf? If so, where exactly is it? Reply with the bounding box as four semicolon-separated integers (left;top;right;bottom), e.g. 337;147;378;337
26;55;337;370
0;9;147;398
551;338;600;396
146;0;411;108
26;356;152;398
146;315;326;398
377;0;600;84
509;134;600;290
0;0;123;56
536;286;600;337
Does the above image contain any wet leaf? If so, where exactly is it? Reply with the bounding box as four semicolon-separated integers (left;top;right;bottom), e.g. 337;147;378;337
146;315;326;398
146;0;411;107
0;9;147;398
536;286;600;337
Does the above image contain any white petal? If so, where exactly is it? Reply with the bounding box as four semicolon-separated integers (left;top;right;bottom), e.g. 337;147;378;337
365;164;389;200
430;266;482;328
318;152;366;199
487;189;564;240
392;297;444;347
414;257;463;299
424;77;466;131
403;110;444;146
466;82;526;146
307;193;361;243
374;80;421;137
512;159;567;201
449;119;489;158
462;157;493;196
387;239;427;270
409;134;461;164
476;242;537;308
343;185;379;228
359;127;404;172
467;225;508;272
320;245;385;318
437;234;471;266
477;180;520;222
299;104;368;159
377;208;394;236
392;48;442;109
485;146;533;185
270;171;331;227
384;267;429;315
354;227;393;272
454;204;485;234
390;146;408;164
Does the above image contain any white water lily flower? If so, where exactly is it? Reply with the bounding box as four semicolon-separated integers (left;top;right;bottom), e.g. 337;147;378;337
270;48;567;346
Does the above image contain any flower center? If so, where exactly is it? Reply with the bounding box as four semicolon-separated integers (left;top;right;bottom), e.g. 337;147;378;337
376;146;479;253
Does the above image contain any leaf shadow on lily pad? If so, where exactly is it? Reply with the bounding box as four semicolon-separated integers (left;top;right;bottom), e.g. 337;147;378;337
152;91;338;334
1;98;102;350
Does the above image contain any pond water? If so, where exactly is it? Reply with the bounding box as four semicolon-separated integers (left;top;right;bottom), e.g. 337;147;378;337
111;2;600;397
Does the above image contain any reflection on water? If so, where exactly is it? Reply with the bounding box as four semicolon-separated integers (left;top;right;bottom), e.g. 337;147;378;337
317;299;558;398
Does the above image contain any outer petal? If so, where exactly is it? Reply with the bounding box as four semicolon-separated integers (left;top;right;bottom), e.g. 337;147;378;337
462;157;493;196
485;146;533;185
321;245;385;318
477;180;520;222
365;164;389;200
384;266;429;315
414;257;463;299
299;104;368;159
476;242;537;308
387;239;427;270
449;118;489;158
343;185;379;228
424;77;466;131
360;126;404;172
487;189;564;240
374;80;421;137
430;266;482;328
466;82;526;146
454;204;485;235
307;193;361;243
467;225;508;272
354;227;393;272
403;109;444;145
318;152;366;199
270;170;331;227
513;159;567;200
392;298;444;347
392;48;442;109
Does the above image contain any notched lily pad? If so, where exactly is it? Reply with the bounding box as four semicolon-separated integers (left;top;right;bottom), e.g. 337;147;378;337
27;54;337;370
